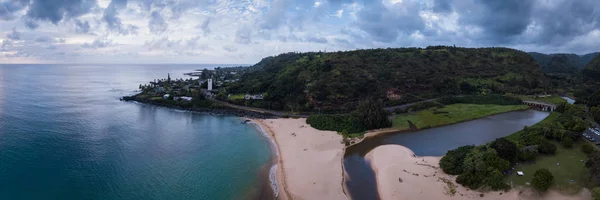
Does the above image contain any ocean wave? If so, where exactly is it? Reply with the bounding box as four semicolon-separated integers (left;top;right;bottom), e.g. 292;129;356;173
249;121;279;156
248;121;280;197
269;164;278;198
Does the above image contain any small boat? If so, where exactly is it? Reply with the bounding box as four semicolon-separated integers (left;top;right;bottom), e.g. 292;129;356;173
242;120;251;124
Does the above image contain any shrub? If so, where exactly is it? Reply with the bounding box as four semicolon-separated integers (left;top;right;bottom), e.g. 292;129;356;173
456;173;482;190
518;145;538;161
582;143;595;154
306;99;391;136
561;137;574;148
490;138;518;162
439;145;475;175
593;187;600;200
485;169;510;190
532;168;554;191
353;99;391;130
456;146;510;190
306;114;365;134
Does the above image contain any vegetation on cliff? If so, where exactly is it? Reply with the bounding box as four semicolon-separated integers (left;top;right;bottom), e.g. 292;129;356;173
227;46;550;112
528;52;598;75
306;99;391;137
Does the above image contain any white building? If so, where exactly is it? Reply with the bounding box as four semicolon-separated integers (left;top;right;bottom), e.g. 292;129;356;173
208;79;213;91
163;94;170;99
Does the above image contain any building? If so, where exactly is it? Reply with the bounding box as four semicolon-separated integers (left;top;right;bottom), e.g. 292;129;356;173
163;94;170;99
208;79;213;91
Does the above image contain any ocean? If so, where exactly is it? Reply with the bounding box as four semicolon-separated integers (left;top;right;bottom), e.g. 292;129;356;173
0;64;274;200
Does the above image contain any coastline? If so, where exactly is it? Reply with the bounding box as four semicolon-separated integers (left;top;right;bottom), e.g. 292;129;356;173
251;118;349;200
125;99;568;200
123;98;274;119
366;144;593;200
250;119;290;200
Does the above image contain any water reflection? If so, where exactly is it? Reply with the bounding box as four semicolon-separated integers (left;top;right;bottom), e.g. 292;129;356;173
344;110;549;200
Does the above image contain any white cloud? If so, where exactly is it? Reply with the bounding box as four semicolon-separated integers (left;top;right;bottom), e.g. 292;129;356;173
335;9;344;18
314;1;322;8
0;0;598;64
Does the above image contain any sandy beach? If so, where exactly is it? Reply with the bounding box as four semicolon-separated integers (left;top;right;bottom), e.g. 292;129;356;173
366;144;592;200
252;118;348;200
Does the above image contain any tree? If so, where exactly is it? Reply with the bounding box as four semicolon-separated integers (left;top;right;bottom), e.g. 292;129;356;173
592;106;600;123
538;140;557;154
586;152;600;181
583;143;595;154
518;145;538;161
556;102;567;113
458;146;510;189
592;187;600;200
485;169;509;190
490;138;518;162
440;145;475;175
352;99;391;130
562;137;574;148
532;168;554;191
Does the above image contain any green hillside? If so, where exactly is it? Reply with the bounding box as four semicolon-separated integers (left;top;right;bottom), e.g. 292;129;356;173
583;54;600;81
227;46;550;111
528;52;599;75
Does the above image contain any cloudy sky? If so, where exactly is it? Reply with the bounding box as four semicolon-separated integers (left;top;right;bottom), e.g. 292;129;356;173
0;0;599;64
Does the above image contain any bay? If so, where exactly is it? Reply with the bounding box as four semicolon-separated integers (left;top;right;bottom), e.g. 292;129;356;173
0;64;273;200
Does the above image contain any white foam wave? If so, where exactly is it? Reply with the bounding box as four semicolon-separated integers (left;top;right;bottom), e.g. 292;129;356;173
269;164;279;198
248;120;280;197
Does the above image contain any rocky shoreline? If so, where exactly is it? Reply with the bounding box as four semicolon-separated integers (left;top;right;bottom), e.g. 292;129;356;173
121;95;276;119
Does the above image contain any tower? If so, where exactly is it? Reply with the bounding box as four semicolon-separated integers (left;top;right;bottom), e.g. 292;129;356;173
208;79;213;91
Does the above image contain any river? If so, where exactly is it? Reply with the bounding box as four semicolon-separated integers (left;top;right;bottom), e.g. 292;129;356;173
344;110;549;200
0;64;275;200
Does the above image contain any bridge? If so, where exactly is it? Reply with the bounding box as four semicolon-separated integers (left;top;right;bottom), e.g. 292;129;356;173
523;100;557;112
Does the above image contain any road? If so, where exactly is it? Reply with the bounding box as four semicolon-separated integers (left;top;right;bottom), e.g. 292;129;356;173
383;98;438;112
210;95;545;117
584;128;600;145
208;98;309;118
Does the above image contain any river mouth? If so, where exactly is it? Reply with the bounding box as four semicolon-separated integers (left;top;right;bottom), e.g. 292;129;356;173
343;110;550;200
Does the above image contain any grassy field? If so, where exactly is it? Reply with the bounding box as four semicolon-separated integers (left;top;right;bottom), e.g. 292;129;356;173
227;94;246;100
505;112;562;143
520;95;567;105
505;142;590;194
392;104;528;130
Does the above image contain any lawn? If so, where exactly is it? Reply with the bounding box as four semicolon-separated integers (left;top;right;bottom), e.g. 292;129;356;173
150;96;163;100
520;95;567;105
505;142;590;194
392;104;528;130
227;94;246;100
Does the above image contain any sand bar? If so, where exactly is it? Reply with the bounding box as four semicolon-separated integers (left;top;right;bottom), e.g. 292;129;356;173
366;144;592;200
253;118;348;200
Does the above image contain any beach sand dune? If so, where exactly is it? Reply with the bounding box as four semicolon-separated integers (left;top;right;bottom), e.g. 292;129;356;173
366;145;592;200
254;118;348;200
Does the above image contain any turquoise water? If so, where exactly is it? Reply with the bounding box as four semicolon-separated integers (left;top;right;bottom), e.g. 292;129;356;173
0;64;273;200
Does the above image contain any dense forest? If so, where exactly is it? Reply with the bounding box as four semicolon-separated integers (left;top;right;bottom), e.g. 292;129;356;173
583;54;600;82
528;52;599;75
227;46;550;111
